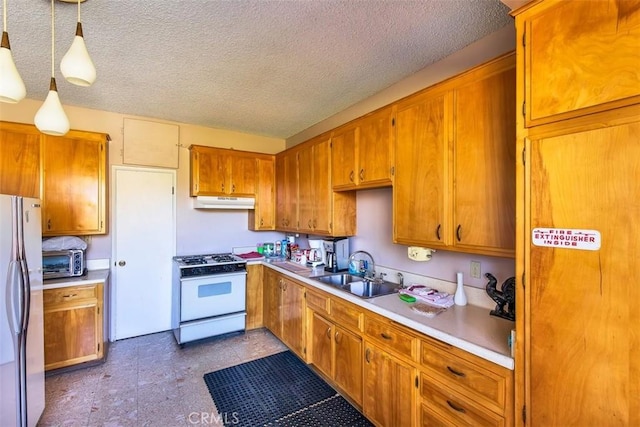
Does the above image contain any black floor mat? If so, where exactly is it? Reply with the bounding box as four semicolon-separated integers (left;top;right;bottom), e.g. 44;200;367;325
203;351;373;427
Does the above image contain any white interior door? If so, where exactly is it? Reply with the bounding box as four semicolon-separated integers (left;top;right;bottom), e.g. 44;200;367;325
112;167;175;340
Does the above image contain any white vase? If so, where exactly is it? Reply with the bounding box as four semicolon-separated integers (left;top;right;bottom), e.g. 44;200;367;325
454;272;467;306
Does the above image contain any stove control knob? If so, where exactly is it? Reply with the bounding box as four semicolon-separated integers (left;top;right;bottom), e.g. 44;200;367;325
118;260;126;267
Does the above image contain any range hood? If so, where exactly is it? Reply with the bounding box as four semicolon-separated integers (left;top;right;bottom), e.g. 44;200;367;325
193;196;255;210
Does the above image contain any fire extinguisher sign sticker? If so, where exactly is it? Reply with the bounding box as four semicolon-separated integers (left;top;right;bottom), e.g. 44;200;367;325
532;227;601;251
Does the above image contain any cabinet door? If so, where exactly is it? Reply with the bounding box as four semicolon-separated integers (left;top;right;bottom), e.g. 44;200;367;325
523;0;640;126
334;325;362;406
245;264;263;330
394;93;449;247
363;342;414;427
331;125;358;190
297;145;314;232
263;269;281;337
358;106;394;188
229;154;257;196
310;312;333;379
275;151;297;231
190;146;226;195
280;278;305;358
0;121;41;198
42;132;107;235
311;137;332;234
527;119;640;426
43;285;101;371
249;156;275;230
453;66;516;256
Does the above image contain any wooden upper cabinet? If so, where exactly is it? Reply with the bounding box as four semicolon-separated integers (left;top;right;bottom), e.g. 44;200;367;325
394;91;450;248
452;58;516;256
331;124;358;190
519;0;640;126
42;130;108;236
297;135;332;234
358;106;395;188
394;54;516;257
248;155;276;231
189;145;257;197
0;121;41;198
275;150;297;231
330;106;395;191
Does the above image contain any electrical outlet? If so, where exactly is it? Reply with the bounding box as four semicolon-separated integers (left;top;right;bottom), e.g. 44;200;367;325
470;261;481;279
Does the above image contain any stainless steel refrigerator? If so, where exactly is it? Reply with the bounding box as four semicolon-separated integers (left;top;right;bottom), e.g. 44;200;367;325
0;195;45;427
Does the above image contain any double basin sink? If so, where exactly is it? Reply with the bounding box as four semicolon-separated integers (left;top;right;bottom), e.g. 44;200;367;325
312;272;400;299
270;260;400;299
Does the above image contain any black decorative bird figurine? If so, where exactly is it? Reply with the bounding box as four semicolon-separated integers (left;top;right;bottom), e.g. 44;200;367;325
485;273;515;321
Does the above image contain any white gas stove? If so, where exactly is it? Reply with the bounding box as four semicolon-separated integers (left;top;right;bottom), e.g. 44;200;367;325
172;252;247;345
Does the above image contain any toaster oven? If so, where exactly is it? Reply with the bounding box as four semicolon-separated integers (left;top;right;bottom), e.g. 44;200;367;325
42;249;86;279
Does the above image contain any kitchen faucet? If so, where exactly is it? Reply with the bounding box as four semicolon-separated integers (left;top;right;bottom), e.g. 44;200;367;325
348;250;375;280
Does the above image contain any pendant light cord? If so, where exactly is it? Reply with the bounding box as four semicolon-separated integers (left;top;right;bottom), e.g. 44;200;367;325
50;0;54;78
3;0;7;31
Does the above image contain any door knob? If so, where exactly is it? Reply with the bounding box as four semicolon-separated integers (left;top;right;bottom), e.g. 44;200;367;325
118;260;126;267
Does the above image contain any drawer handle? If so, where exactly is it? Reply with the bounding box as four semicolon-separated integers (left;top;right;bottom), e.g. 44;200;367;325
326;327;332;340
349;171;354;182
447;366;466;377
365;348;371;363
446;400;466;414
62;294;78;298
334;331;340;343
380;332;392;340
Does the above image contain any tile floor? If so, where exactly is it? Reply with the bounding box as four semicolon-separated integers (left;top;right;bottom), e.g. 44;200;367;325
37;329;288;427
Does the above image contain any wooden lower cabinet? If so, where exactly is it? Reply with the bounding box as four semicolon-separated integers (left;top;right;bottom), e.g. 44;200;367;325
262;269;305;358
363;341;415;427
43;283;104;371
309;310;363;405
245;264;263;330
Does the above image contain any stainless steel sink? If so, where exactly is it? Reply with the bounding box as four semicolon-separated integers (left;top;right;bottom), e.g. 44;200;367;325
313;273;400;299
313;273;363;286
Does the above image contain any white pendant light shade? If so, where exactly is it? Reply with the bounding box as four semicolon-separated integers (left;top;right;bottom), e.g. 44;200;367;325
35;77;70;136
60;22;95;86
0;31;26;104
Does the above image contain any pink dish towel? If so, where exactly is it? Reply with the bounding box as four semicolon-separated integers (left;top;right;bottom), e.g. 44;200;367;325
399;285;455;308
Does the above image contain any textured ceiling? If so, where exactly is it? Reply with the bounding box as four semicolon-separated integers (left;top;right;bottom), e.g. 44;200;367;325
5;0;513;139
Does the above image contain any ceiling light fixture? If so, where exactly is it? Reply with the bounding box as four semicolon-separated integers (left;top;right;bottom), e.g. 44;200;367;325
35;0;70;136
0;0;26;103
60;0;95;86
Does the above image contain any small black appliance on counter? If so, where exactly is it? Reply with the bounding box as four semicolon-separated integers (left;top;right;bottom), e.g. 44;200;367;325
323;237;349;273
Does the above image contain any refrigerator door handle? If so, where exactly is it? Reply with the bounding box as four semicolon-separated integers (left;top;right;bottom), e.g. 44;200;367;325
6;260;24;336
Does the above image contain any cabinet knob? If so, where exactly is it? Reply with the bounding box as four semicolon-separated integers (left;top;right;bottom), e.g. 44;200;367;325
359;168;365;181
326;327;332;340
365;348;371;363
456;224;462;242
436;224;441;241
118;260;126;267
349;171;354;182
47;219;51;230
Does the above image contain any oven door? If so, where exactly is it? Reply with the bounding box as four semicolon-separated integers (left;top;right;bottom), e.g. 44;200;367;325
180;271;246;322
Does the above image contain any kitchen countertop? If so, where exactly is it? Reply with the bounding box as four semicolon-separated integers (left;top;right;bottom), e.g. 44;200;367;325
42;269;110;290
264;259;514;370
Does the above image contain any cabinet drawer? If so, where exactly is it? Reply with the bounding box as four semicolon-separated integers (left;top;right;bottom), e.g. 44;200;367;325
306;290;329;315
420;377;504;427
421;339;509;414
331;299;362;331
44;285;97;305
364;316;415;360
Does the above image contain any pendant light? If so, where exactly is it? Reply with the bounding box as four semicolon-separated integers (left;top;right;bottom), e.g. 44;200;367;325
0;0;26;103
35;0;70;136
60;0;95;86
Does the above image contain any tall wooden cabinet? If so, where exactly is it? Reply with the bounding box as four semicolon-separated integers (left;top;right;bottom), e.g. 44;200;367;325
275;150;298;231
42;130;108;236
514;1;640;425
394;54;516;257
0;121;40;198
